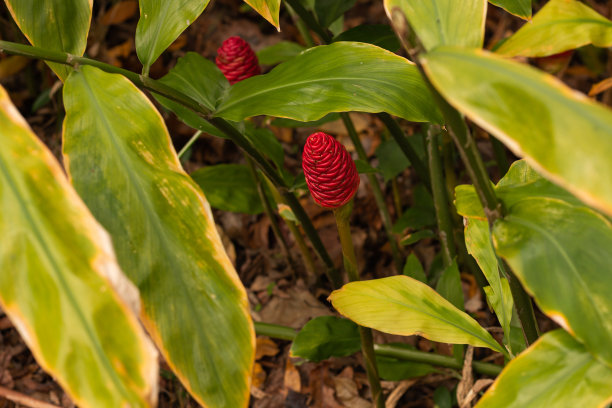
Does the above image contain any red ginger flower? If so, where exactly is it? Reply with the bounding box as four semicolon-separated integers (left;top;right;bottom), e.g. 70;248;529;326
215;36;261;84
302;132;360;209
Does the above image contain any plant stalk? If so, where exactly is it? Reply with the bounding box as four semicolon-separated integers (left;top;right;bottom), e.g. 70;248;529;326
252;321;503;376
246;157;297;275
177;130;202;159
340;112;403;273
426;125;456;267
0;40;342;289
282;0;333;43
377;112;430;186
333;202;384;408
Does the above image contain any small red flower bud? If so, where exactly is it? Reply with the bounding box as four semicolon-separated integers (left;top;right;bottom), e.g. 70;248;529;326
302;132;360;209
215;36;261;84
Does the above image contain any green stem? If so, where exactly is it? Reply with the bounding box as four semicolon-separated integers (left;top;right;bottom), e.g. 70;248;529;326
282;0;333;43
340;112;403;273
246;157;297;275
285;1;316;47
253;322;502;376
177;130;202;159
333;202;384;408
263;176;318;281
0;40;342;290
426;125;456;267
377;112;430;186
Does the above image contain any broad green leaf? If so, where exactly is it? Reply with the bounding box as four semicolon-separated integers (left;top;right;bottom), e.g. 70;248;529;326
393;184;436;232
496;0;612;57
399;229;435;246
455;160;583;220
314;0;356;28
243;123;284;169
256;41;306;65
403;254;427;283
434;387;452;408
422;47;612;216
476;330;612;407
191;164;263;214
244;0;281;29
63;66;254;408
435;261;464;310
376;344;438;381
376;138;410;182
489;0;531;19
329;276;505;353
136;0;211;70
214;42;442;123
4;0;91;79
0;85;157;407
290;316;361;362
493;197;612;367
384;0;486;51
465;219;509;335
271;113;340;128
354;159;381;174
333;24;401;52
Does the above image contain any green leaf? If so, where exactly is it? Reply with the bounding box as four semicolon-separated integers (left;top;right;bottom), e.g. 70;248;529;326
433;386;452;408
465;219;509;334
435;261;464;310
214;42;441;123
400;230;435;246
243;0;281;29
422;47;612;217
476;330;612;408
493;197;612;367
333;24;401;52
136;0;211;70
271;112;341;128
376;138;410;182
244;123;284;169
290;316;361;362
488;0;531;19
402;253;427;283
354;159;381;174
191;164;263;214
0;85;157;407
383;0;486;51
4;0;91;79
314;0;356;28
329;276;505;353
376;344;438;381
62;66;254;408
496;0;612;57
393;184;436;232
256;41;306;65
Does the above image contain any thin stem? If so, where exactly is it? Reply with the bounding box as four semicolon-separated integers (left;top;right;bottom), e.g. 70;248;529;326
246;157;297;275
283;191;342;289
377;112;430;186
499;259;540;345
391;178;402;216
252;322;502;376
263;176;318;281
426;125;456;267
333;202;384;408
282;0;333;43
0;40;342;290
177;130;202;159
285;1;316;47
340;112;403;273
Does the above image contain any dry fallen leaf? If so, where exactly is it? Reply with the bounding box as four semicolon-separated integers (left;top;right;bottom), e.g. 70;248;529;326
255;337;280;360
0;56;29;79
101;0;138;25
284;358;301;393
252;363;267;389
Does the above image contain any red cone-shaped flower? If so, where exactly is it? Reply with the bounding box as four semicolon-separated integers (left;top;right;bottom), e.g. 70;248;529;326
216;36;261;84
302;132;360;209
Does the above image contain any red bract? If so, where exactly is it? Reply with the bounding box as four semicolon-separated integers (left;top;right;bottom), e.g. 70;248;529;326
215;36;261;84
302;132;360;209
